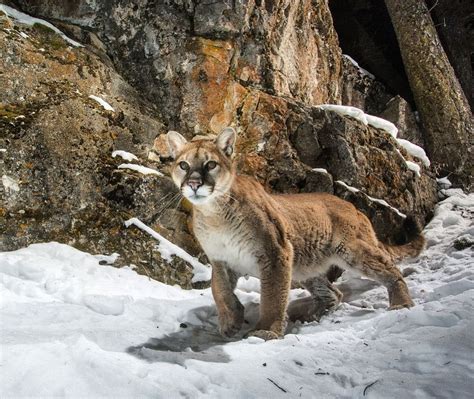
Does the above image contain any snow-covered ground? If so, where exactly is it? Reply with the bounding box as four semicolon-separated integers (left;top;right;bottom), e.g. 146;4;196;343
1;190;473;398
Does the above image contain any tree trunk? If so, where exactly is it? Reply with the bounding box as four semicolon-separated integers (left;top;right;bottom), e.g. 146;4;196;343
385;0;474;190
428;0;474;111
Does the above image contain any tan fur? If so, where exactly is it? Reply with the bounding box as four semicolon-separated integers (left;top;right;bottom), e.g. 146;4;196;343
167;128;423;340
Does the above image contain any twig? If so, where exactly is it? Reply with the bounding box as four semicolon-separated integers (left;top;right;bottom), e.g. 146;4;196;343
428;0;439;13
267;378;287;393
140;263;152;281
363;380;379;396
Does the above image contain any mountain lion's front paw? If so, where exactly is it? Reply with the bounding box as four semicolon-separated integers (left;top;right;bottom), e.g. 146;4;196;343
388;301;414;310
388;280;415;310
218;309;244;338
246;329;280;341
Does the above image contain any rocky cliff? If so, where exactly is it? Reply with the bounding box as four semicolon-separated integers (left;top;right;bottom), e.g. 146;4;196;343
1;1;438;287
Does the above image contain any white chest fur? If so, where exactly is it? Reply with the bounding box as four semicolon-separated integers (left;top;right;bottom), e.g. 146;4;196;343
194;220;260;278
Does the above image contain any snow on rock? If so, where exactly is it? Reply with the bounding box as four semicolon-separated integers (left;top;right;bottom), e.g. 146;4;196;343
112;150;138;162
94;253;120;265
405;160;421;177
125;217;212;283
437;176;452;190
118;163;163;176
88;95;115;112
0;4;83;47
365;114;399;139
336;180;407;218
1;192;473;398
318;104;400;139
396;138;431;167
312;168;329;174
343;54;375;79
318;104;431;174
2;174;20;193
318;104;368;125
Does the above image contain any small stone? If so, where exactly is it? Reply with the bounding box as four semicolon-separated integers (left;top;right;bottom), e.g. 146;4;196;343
453;236;474;251
402;267;417;277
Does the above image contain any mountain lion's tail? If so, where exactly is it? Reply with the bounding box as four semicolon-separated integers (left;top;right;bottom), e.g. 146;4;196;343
384;216;426;263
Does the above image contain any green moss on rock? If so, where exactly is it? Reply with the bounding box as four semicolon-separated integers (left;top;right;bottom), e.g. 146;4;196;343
0;104;26;120
33;22;67;50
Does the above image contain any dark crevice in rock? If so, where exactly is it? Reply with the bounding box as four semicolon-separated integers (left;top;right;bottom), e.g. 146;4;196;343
329;0;413;105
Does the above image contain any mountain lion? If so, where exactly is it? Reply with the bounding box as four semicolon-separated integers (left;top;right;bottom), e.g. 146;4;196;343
167;127;423;340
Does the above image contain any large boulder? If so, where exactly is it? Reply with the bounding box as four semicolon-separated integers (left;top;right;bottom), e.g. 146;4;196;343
341;55;393;115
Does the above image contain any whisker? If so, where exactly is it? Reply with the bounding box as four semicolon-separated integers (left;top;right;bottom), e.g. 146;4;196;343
212;188;239;203
155;193;180;216
154;192;182;224
154;192;177;212
167;196;185;232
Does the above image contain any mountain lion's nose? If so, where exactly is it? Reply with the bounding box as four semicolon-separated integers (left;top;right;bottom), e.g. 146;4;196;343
187;179;202;192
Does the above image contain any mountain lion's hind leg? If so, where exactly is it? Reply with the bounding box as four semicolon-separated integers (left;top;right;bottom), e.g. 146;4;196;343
291;276;343;323
211;262;244;338
342;240;414;309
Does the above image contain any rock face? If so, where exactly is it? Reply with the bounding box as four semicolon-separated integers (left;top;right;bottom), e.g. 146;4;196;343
379;95;424;147
341;55;393;115
340;55;426;154
0;10;199;287
2;3;438;288
14;0;343;134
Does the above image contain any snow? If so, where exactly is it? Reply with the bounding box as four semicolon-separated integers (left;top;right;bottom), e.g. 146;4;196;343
1;190;473;398
125;217;212;283
88;95;115;111
118;163;163;176
396;138;431;167
2;174;20;193
0;4;83;47
312;168;328;174
437;176;452;190
317;105;399;139
365;114;399;139
318;104;368;125
112;150;138;162
336;180;407;218
405;160;421;177
256;141;266;152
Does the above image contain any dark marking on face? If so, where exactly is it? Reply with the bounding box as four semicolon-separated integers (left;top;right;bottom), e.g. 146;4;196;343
172;139;235;200
179;150;217;192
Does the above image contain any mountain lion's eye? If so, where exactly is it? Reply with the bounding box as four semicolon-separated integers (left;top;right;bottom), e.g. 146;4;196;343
206;161;217;170
179;161;189;171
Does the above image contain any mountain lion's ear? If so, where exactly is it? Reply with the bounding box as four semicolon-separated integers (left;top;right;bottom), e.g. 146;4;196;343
216;127;237;157
167;131;188;159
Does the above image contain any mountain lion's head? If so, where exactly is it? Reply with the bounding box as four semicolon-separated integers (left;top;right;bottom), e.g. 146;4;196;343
167;127;237;205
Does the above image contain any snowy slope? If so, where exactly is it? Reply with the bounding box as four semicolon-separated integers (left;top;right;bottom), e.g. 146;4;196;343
1;191;473;398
